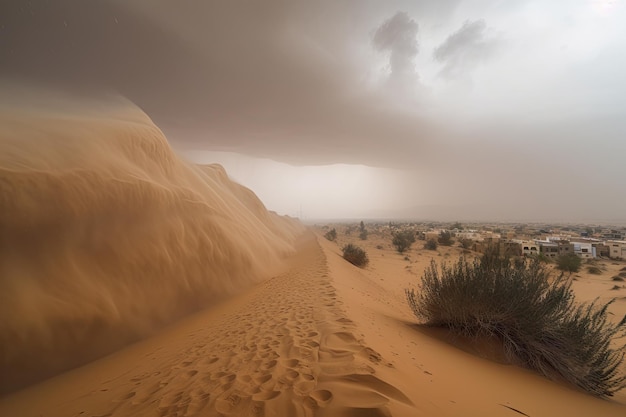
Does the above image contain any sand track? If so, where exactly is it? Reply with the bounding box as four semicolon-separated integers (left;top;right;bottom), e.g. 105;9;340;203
0;232;414;417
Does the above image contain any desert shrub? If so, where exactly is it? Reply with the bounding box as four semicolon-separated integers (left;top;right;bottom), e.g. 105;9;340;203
613;276;625;282
324;228;337;241
392;230;416;253
621;267;626;271
620;272;626;278
557;253;582;274
359;229;368;240
587;266;603;275
424;238;438;251
612;285;623;290
533;253;553;264
342;244;368;267
376;244;384;250
438;231;454;246
406;252;626;397
459;238;473;250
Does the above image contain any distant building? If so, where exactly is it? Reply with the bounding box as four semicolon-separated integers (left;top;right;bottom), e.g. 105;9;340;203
546;238;575;256
602;231;626;241
456;230;482;241
510;240;539;257
573;242;595;259
536;240;559;259
607;241;626;260
593;242;610;258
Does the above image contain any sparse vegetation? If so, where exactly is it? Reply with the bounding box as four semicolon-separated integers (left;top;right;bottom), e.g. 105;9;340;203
406;251;626;397
556;253;582;274
587;266;603;275
424;238;438;251
533;253;553;264
613;276;625;282
342;243;368;267
459;238;473;250
392;230;416;253
324;228;337;241
438;230;454;246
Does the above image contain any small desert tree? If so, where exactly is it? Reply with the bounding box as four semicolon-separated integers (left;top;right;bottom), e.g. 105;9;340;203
557;253;582;274
324;228;337;242
342;244;369;267
392;230;416;253
406;251;626;397
438;231;454;246
424;238;438;251
459;238;473;250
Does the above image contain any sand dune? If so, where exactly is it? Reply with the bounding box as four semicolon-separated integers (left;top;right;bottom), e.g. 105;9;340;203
0;232;415;416
0;99;303;393
1;95;625;416
2;227;625;416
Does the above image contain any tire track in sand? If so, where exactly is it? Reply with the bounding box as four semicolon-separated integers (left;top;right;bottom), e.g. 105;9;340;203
91;232;413;417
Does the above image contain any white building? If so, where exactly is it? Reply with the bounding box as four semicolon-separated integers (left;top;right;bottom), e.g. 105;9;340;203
573;242;595;259
607;241;626;260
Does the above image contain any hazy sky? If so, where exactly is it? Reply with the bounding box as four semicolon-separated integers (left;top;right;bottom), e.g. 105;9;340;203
2;1;625;221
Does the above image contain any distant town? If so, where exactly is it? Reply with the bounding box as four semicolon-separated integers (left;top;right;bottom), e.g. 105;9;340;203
324;221;626;260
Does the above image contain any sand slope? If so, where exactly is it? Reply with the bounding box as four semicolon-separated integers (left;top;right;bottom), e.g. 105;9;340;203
0;232;415;416
1;226;625;416
0;99;303;393
319;229;626;416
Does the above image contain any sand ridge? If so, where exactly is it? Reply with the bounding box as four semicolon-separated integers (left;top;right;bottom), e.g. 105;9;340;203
0;232;415;416
0;100;303;393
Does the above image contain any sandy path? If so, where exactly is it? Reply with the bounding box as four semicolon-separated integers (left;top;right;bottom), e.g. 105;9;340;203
0;232;414;417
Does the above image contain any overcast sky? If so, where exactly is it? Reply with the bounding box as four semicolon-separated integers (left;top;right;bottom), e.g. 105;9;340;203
2;0;625;222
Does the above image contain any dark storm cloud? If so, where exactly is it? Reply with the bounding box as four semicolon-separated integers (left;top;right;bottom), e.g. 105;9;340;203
0;0;445;165
1;0;625;221
433;19;500;79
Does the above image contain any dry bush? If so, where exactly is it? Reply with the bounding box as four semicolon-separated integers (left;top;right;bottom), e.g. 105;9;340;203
392;230;416;253
342;244;369;267
587;266;603;275
424;238;438;251
406;251;626;397
324;228;337;241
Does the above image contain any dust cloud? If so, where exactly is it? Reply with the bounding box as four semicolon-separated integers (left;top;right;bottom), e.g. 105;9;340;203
0;90;303;393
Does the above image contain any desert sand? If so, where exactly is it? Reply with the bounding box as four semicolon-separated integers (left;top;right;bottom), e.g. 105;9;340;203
1;101;626;416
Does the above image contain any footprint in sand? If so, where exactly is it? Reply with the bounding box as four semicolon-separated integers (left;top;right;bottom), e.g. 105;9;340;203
309;389;333;407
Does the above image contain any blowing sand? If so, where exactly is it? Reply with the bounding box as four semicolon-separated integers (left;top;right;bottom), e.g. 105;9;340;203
0;97;302;393
2;96;626;416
